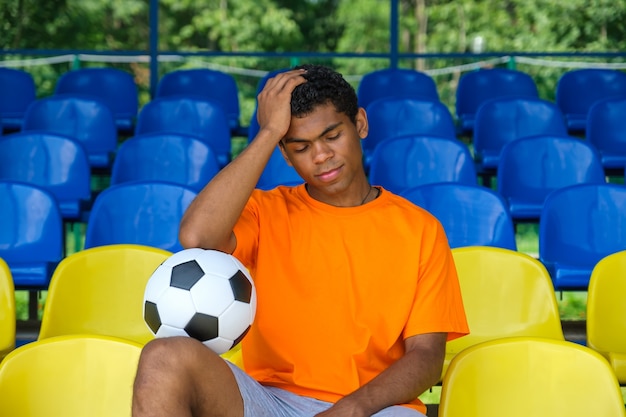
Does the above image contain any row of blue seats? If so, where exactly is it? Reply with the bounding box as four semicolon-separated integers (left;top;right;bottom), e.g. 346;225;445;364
1;174;626;294
0;128;619;223
3;65;626;140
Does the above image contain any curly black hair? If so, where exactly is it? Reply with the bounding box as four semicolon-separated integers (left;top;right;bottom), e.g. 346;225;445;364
290;64;359;124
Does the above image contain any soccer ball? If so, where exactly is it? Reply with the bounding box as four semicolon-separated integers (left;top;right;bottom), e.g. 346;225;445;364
143;248;256;354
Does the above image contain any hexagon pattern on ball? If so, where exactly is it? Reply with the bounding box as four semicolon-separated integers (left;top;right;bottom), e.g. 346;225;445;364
143;248;256;354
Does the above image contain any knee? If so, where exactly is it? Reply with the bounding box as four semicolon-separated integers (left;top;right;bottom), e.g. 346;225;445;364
138;337;205;372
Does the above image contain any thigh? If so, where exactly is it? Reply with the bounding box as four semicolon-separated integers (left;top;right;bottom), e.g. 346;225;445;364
372;405;426;417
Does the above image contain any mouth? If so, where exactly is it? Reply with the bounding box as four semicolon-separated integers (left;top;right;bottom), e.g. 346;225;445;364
315;166;342;182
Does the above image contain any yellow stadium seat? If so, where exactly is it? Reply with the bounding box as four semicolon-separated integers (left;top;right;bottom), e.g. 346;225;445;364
444;246;564;379
439;337;626;417
38;244;172;344
0;334;141;417
38;243;245;366
587;250;626;384
0;257;15;360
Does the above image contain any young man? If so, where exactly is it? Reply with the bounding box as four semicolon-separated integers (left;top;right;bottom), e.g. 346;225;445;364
132;64;468;417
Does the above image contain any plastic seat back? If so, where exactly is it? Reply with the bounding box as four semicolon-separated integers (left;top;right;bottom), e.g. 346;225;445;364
22;95;118;169
556;68;626;132
473;97;568;171
256;146;303;190
156;68;241;134
135;96;232;167
110;132;220;192
0;68;37;131
364;97;457;168
455;68;539;133
587;96;626;171
369;135;477;194
439;337;626;417
445;247;563;378
0;335;142;417
587;250;626;384
0;258;15;360
401;183;517;250
497;135;606;221
54;67;139;133
84;181;197;252
539;183;626;291
0;132;92;220
357;68;439;110
0;181;63;289
38;244;171;344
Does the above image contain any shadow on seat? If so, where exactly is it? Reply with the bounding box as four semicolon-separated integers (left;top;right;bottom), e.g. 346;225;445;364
84;181;197;252
496;134;606;222
539;183;626;291
135;96;232;168
0;334;142;417
0;131;92;221
22;95;118;170
256;146;303;190
473;97;568;176
586;250;626;385
556;68;626;134
586;95;626;175
439;337;626;417
368;135;477;194
156;68;242;135
455;68;539;135
54;67;139;134
0;68;37;133
356;67;439;110
110;132;220;192
364;97;457;170
401;183;517;250
443;246;564;379
0;181;63;290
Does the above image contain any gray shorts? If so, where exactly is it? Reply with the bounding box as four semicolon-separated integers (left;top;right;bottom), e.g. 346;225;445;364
226;362;425;417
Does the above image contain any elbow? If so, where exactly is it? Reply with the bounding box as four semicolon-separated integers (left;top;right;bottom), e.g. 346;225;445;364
178;225;203;250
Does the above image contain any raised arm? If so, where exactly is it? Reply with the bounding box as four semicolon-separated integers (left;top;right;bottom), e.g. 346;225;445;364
179;69;307;253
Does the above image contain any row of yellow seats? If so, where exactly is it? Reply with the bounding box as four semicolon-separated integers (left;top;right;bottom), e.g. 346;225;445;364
0;245;624;416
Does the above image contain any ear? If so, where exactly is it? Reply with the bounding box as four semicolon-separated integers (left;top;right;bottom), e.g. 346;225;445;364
278;142;294;167
355;107;369;139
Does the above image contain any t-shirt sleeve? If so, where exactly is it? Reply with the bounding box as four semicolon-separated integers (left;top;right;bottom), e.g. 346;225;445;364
403;219;469;342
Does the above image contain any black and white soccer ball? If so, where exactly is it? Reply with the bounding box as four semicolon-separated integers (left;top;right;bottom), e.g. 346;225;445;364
143;248;256;354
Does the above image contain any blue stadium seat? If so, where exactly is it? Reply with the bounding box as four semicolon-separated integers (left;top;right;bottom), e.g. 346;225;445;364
497;135;606;222
357;67;439;110
401;183;517;250
0;132;92;220
256;146;303;190
586;95;626;175
364;97;457;170
368;135;477;194
0;181;63;289
54;67;139;134
455;68;539;134
539;183;626;291
110;132;220;192
84;181;197;252
556;68;626;133
22;95;118;170
135;96;232;168
473;97;568;175
0;68;36;133
156;68;242;135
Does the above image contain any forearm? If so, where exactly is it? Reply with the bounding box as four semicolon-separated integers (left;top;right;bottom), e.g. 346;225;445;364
316;333;446;417
178;129;278;252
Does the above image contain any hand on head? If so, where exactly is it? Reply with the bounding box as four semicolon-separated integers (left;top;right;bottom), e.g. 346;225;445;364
256;69;307;143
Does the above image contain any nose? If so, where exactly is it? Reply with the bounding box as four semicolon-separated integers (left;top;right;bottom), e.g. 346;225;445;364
311;140;333;164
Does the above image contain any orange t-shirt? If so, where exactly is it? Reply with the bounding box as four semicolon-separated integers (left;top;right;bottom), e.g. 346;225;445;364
233;185;468;413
